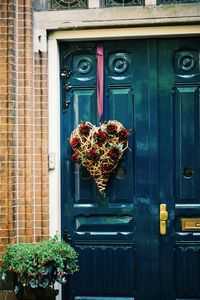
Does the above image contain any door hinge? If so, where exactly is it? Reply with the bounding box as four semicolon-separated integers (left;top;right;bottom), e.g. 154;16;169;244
60;66;72;113
60;66;72;79
62;99;71;112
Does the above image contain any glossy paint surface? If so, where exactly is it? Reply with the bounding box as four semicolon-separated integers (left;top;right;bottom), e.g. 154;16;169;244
60;39;200;300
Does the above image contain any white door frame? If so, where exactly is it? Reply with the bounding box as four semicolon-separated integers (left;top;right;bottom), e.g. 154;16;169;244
47;25;200;299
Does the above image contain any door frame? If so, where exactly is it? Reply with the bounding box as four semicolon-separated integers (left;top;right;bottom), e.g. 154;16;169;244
48;26;200;300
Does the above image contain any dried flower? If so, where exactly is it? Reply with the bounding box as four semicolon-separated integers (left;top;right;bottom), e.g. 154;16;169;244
71;137;81;148
71;152;81;164
79;122;90;135
101;163;113;174
87;149;99;161
106;123;117;134
94;129;107;143
118;129;129;139
108;148;120;160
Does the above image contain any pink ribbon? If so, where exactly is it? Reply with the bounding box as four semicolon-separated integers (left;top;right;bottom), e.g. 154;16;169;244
97;43;104;124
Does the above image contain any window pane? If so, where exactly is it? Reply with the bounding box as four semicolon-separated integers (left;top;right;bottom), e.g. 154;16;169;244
102;0;144;6
157;0;199;4
48;0;88;9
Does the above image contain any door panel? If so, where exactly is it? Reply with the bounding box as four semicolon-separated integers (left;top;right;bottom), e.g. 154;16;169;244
105;87;134;200
61;38;200;300
175;87;200;202
60;41;141;299
158;38;200;300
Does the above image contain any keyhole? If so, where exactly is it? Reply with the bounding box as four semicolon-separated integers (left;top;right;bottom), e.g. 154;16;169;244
182;167;194;179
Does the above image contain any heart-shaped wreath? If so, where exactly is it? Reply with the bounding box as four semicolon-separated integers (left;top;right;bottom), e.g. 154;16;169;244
69;120;130;194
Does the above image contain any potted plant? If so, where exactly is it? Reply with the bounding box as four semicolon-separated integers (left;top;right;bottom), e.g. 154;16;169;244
0;235;79;299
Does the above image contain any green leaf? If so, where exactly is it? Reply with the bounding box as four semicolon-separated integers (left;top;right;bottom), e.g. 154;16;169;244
117;144;123;151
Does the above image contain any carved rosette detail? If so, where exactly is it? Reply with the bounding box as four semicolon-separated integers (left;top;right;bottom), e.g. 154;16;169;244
75;57;93;74
109;54;129;74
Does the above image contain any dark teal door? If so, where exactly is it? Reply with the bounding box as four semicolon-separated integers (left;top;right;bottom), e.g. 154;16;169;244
158;38;200;300
60;38;200;300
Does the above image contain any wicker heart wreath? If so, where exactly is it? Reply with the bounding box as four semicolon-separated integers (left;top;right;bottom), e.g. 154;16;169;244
69;120;130;194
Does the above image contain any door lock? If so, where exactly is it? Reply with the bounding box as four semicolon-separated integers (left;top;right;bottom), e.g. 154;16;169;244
160;204;168;236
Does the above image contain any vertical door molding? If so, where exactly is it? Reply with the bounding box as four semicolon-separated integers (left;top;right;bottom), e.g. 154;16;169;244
48;37;61;236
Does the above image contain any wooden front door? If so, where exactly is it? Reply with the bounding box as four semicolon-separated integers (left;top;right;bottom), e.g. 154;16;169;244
60;38;200;300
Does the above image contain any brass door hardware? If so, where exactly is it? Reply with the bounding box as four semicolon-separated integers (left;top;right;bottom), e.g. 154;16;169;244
181;218;200;231
160;204;169;236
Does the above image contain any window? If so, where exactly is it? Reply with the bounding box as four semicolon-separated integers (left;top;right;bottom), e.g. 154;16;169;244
48;0;88;9
157;0;199;4
102;0;144;6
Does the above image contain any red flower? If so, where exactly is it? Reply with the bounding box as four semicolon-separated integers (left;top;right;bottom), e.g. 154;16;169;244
108;148;120;160
71;152;81;164
71;137;81;148
101;163;113;174
118;129;129;139
87;149;99;161
79;122;90;135
95;129;107;143
106;123;117;134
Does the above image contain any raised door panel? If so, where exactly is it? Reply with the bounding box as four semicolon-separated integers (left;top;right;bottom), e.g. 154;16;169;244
174;87;200;203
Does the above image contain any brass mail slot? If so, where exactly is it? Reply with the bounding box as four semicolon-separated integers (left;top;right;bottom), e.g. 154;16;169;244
181;218;200;231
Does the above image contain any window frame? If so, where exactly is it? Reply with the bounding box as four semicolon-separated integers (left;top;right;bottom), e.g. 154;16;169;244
47;0;88;10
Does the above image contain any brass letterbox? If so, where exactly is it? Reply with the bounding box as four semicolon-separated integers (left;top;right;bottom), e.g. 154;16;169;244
181;218;200;231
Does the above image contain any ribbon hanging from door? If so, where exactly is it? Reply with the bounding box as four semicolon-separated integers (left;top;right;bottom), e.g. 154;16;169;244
97;43;104;124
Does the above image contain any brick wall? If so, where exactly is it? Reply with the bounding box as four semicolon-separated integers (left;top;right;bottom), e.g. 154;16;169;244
0;0;49;264
33;51;49;241
0;0;16;253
